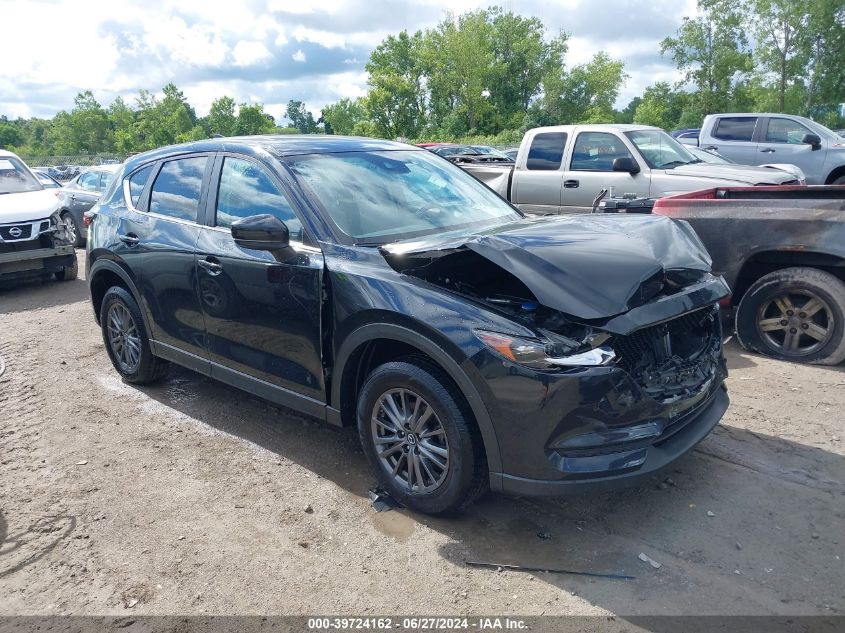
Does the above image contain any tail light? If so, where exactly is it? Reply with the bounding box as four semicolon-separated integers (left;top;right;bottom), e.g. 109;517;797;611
83;212;94;227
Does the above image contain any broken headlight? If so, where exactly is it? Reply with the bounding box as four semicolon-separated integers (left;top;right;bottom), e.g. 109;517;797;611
475;330;616;369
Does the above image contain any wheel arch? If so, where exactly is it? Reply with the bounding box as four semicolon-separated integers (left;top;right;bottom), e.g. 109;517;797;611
88;259;148;329
824;164;845;185
730;249;845;306
332;321;503;474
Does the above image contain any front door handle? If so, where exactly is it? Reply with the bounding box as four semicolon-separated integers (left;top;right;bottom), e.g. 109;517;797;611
118;233;139;246
564;179;580;189
760;148;776;153
198;258;223;276
704;146;718;151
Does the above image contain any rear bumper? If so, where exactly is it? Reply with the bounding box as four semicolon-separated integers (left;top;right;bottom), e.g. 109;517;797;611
489;384;728;496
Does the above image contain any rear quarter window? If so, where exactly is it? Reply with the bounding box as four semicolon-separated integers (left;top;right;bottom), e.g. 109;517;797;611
526;132;567;170
713;117;758;142
125;165;153;208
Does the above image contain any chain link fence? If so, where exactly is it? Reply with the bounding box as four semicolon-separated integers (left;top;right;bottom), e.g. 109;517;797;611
19;154;129;182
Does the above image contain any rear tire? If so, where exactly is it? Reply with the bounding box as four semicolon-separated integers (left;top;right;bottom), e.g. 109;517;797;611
830;175;845;185
100;286;169;383
55;255;78;281
357;360;487;514
736;267;845;365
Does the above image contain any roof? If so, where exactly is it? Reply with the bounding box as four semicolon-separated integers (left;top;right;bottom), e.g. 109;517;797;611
532;123;661;133
123;135;419;172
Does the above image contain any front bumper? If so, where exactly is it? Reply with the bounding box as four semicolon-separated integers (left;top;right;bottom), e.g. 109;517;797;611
489;384;728;495
0;245;75;279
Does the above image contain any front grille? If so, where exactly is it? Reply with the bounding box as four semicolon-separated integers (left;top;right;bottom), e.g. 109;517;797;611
0;224;33;241
0;233;54;255
613;306;721;402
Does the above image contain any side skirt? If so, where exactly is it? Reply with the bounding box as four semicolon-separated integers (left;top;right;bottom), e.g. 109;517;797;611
150;340;343;426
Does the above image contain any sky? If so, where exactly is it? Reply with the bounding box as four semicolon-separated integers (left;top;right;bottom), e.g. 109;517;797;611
0;0;699;123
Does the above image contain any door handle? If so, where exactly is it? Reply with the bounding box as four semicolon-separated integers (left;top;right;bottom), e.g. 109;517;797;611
198;258;223;275
564;179;580;189
760;148;776;153
118;233;139;246
704;146;718;151
69;194;76;201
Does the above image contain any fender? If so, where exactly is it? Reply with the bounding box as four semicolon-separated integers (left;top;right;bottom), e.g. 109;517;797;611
332;322;503;474
87;257;152;332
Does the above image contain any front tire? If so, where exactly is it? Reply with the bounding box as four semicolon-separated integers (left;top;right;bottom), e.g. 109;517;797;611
55;255;78;281
62;212;82;247
357;360;487;514
736;267;845;365
100;286;169;383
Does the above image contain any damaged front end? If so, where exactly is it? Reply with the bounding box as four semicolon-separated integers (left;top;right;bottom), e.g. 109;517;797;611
382;214;730;486
0;210;76;282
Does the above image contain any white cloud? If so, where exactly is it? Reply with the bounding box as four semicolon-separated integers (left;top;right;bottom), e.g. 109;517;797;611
232;41;272;67
292;49;307;63
293;26;348;49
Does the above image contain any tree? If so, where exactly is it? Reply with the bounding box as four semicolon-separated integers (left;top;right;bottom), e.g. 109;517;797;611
803;0;845;118
236;103;276;135
134;84;196;149
321;98;367;135
0;122;23;149
366;30;426;137
207;96;237;136
750;0;810;112
634;83;691;130
109;97;136;153
661;0;752;116
50;91;112;154
284;100;318;134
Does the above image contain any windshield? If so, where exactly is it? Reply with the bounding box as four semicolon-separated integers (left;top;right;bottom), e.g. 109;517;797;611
286;150;521;244
625;130;698;169
0;156;42;194
471;146;512;159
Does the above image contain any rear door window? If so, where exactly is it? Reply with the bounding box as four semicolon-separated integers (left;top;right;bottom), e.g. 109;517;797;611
149;157;207;222
526;133;566;170
712;117;758;142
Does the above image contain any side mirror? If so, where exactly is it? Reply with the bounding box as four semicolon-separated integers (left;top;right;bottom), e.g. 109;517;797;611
231;214;289;251
802;133;822;150
612;156;640;174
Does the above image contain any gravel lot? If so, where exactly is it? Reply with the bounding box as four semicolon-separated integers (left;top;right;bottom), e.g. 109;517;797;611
1;249;843;617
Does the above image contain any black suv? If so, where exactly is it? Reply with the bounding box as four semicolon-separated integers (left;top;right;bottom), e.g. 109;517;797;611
87;136;730;514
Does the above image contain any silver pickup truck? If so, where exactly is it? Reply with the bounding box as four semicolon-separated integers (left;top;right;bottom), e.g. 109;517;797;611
696;113;845;185
460;124;799;214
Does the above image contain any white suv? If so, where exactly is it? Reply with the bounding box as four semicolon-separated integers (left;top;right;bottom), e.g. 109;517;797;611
0;150;77;285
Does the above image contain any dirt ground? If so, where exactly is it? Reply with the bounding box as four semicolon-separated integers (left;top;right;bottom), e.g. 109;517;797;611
1;248;843;618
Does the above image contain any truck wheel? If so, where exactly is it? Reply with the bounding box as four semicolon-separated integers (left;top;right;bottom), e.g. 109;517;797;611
357;360;488;514
61;212;82;247
100;286;169;383
831;175;845;185
736;267;845;365
55;255;78;281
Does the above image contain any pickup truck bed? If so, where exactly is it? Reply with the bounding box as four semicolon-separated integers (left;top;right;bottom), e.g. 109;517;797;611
651;185;845;365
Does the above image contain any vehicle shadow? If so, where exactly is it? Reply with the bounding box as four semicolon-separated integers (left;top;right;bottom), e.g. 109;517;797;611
133;365;845;617
0;276;89;315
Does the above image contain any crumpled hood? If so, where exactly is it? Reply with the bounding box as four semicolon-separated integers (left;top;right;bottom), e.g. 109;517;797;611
663;162;795;184
0;189;58;223
383;214;715;320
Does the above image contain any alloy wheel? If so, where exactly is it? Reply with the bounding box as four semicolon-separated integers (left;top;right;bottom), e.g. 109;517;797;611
107;302;142;372
757;291;834;356
371;388;450;494
64;215;77;244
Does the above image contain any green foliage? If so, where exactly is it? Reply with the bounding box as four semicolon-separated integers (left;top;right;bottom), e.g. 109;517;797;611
285;100;318;134
320;98;367;135
208;96;237;136
634;83;692;131
236;103;276;135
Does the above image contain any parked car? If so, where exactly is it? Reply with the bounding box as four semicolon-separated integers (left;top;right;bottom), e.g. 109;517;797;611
86;136;730;513
686;146;806;183
33;169;62;188
458;124;799;214
671;128;701;146
502;147;519;160
697;113;845;185
56;164;120;246
0;150;78;285
47;164;81;181
427;144;513;163
649;186;845;365
834;130;845;138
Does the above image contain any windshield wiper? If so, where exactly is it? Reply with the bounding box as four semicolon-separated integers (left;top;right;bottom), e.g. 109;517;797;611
660;160;691;169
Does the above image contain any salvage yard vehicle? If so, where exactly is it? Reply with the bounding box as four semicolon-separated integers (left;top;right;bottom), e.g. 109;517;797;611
56;164;119;246
86;136;730;514
697;113;845;185
0;150;78;285
652;186;845;365
459;124;799;214
685;145;806;184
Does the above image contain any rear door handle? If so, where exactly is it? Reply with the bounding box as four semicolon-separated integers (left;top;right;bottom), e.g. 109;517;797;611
761;148;776;153
118;233;139;246
564;179;580;189
198;258;223;275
